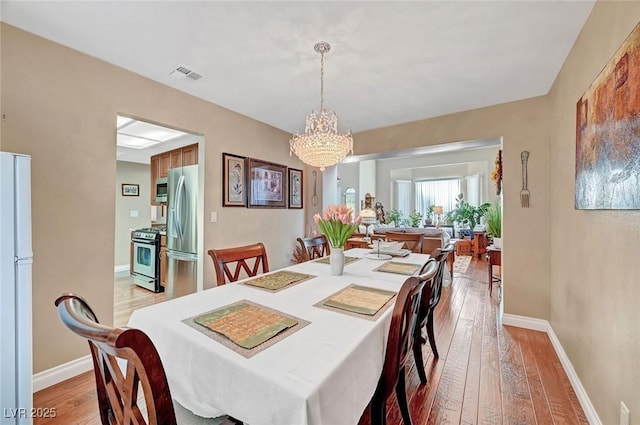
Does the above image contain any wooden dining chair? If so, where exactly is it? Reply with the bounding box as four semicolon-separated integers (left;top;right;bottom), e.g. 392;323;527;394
413;243;455;384
370;259;438;425
208;242;269;285
296;235;330;261
384;231;423;253
54;293;229;425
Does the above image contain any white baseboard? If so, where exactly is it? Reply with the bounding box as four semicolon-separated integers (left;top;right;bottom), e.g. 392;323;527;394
114;264;129;273
502;314;602;425
502;313;548;332
32;355;93;392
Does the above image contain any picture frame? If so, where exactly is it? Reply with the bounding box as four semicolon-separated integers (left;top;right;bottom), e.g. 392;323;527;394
222;152;247;207
575;21;640;209
247;158;287;208
121;183;139;197
288;168;303;209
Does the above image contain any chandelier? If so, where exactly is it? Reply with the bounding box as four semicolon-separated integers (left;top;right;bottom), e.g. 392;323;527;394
290;42;353;171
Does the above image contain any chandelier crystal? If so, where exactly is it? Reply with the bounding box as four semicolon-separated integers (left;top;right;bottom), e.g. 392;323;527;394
290;42;353;171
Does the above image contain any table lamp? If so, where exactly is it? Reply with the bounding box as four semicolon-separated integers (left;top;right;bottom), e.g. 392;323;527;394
360;208;377;242
434;206;444;227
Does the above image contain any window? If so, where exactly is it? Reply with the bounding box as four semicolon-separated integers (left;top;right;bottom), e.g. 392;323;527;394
414;178;462;215
395;180;412;217
466;175;480;206
344;187;356;213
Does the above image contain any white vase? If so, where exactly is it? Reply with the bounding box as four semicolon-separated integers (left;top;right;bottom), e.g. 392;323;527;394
330;248;345;276
493;237;502;249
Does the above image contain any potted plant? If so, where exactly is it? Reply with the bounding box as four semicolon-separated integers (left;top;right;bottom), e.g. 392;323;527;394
447;194;490;238
408;210;423;227
485;202;502;248
385;208;404;227
423;205;436;226
314;205;362;275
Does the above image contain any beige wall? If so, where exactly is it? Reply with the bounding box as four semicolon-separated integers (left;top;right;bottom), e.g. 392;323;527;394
114;161;151;268
356;96;550;320
0;24;305;373
548;1;640;422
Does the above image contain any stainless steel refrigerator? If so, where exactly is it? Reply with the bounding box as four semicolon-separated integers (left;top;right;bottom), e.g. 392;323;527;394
0;152;33;425
166;164;198;299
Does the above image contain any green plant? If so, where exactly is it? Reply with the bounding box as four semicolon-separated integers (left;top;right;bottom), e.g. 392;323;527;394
385;208;404;226
447;194;491;230
485;202;502;238
423;205;436;224
408;210;423;227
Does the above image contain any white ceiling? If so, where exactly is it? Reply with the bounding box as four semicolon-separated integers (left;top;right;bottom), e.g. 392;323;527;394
1;1;595;135
115;115;202;163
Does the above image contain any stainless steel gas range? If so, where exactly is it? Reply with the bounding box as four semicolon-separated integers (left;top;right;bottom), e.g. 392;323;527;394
130;228;164;292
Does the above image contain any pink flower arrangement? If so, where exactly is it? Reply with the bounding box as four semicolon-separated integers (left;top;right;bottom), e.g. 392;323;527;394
313;205;362;248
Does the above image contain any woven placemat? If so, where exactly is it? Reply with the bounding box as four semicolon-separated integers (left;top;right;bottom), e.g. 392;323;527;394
240;270;315;292
315;256;360;265
314;284;397;321
183;300;310;358
375;261;422;275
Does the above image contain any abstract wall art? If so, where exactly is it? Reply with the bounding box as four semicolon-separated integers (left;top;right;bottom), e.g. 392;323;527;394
576;22;640;209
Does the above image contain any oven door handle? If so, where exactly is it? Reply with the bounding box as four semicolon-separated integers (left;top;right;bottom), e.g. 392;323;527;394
132;238;157;244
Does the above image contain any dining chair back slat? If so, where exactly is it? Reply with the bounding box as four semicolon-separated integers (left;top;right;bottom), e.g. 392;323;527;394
297;236;330;261
371;259;438;425
208;242;270;285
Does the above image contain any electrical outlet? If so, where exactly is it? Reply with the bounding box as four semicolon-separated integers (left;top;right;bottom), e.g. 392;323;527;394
210;211;218;223
620;401;630;425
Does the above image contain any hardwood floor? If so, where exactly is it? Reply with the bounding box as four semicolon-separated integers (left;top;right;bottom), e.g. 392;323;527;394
113;274;166;327
35;257;588;425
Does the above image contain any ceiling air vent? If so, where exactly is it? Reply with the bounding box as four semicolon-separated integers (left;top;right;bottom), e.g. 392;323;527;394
169;65;203;82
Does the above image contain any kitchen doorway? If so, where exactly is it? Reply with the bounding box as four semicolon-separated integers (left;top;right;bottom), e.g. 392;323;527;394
113;114;205;326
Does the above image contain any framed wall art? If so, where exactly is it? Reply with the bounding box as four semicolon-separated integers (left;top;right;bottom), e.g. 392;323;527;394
121;183;139;197
248;158;286;208
223;153;247;207
575;22;640;209
288;168;303;209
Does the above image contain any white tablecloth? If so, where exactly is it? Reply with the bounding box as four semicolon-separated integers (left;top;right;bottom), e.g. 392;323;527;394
127;248;430;425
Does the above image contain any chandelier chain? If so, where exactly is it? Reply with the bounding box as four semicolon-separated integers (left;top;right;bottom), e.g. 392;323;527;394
320;49;324;111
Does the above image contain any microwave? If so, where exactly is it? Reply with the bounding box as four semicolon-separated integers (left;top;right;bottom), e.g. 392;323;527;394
156;177;168;203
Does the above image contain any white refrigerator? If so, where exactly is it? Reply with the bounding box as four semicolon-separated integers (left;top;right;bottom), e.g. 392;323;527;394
0;152;33;425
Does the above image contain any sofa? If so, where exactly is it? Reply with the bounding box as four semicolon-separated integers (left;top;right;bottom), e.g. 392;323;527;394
372;226;451;255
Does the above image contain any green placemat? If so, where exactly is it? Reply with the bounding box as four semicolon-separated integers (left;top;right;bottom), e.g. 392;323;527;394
323;285;396;316
315;256;360;265
243;270;314;291
193;302;298;349
375;261;422;275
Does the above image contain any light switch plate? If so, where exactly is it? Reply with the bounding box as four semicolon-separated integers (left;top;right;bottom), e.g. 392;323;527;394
130;210;139;218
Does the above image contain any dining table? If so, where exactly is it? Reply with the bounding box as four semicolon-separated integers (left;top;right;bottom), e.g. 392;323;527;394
127;248;431;425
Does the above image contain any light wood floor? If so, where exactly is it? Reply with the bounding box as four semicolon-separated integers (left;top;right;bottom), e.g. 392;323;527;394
113;274;166;327
36;257;588;425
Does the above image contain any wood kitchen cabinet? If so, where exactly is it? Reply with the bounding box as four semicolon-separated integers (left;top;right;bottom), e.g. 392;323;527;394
170;149;182;169
150;143;199;205
181;144;198;166
160;235;167;288
150;156;160;205
159;153;170;178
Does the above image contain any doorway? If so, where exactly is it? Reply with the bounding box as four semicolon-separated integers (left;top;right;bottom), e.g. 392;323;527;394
113;114;205;326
